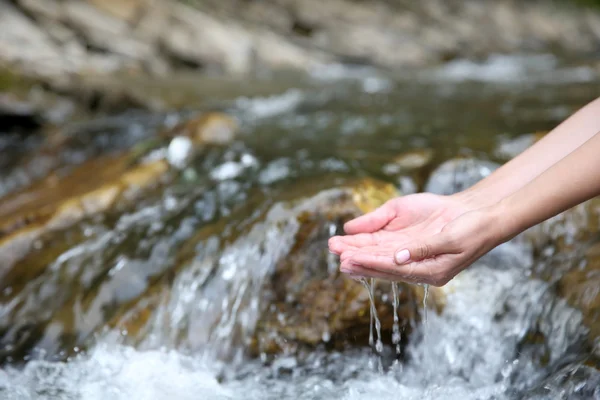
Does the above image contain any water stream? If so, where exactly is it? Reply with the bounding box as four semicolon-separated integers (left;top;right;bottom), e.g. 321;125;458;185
0;55;599;399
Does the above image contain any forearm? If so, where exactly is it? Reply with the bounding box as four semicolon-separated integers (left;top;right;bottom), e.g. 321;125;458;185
458;97;600;208
491;132;600;242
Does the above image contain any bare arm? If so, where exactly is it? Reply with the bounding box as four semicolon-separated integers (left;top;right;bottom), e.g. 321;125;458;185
343;132;600;286
495;132;600;240
458;97;600;208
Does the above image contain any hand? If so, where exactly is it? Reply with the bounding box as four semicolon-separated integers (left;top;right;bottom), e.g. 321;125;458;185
328;192;477;260
338;207;506;286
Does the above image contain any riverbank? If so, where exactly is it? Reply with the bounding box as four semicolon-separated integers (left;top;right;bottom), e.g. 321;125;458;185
2;0;600;114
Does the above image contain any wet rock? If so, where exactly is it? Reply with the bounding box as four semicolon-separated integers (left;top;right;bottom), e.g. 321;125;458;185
98;177;445;363
0;110;242;363
425;158;500;195
0;155;170;273
164;112;238;146
247;178;444;356
553;240;600;359
0;112;238;276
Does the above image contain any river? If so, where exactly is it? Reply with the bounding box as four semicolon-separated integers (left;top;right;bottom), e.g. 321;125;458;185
0;54;599;399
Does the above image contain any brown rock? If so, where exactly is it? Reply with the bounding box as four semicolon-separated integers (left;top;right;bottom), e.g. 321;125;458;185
168;112;239;146
0;155;170;279
249;178;443;356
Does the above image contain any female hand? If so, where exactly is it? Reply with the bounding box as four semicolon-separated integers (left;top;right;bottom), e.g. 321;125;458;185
337;207;506;286
328;192;475;256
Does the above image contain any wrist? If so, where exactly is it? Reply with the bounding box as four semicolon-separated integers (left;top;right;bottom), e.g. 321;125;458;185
451;186;496;211
484;198;521;245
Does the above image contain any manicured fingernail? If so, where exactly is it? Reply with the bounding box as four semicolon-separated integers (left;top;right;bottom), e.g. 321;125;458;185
395;249;411;264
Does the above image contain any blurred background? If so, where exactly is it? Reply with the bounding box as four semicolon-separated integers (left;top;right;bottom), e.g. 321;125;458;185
0;1;599;399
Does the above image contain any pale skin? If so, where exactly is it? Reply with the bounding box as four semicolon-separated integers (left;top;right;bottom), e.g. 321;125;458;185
328;97;600;286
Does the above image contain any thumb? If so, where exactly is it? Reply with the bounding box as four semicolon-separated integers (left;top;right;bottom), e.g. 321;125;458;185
344;203;394;234
394;233;456;265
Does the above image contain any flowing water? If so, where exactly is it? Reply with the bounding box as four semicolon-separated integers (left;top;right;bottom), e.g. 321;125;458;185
0;55;599;399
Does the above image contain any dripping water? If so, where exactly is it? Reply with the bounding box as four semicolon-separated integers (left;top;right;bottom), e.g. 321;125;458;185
363;278;374;347
391;282;401;357
360;278;384;372
369;278;383;354
423;284;430;323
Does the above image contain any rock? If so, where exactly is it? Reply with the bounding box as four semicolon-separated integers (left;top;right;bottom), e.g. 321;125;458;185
0;111;238;275
425;158;500;195
0;174;443;364
62;1;155;60
0;1;66;80
162;3;253;74
245;178;444;356
4;0;600;101
555;240;600;357
100;177;444;363
161;112;238;146
0;155;170;275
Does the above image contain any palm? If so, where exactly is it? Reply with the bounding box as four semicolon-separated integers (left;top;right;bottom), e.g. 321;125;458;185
329;193;470;256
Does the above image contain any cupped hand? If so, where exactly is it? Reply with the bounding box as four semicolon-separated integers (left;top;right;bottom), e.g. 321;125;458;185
328;192;473;256
337;207;506;286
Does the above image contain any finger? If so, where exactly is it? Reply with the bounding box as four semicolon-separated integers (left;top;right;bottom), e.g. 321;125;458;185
340;259;402;281
340;259;425;284
347;252;396;271
394;232;459;265
344;203;394;234
328;235;365;254
340;240;409;258
336;232;380;248
328;236;346;255
358;252;460;287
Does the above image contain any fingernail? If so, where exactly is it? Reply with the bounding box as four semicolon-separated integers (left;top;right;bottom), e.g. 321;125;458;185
340;267;351;273
395;249;411;264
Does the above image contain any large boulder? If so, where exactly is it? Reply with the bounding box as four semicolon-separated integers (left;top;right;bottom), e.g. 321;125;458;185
0;164;443;365
121;176;445;362
250;178;444;357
